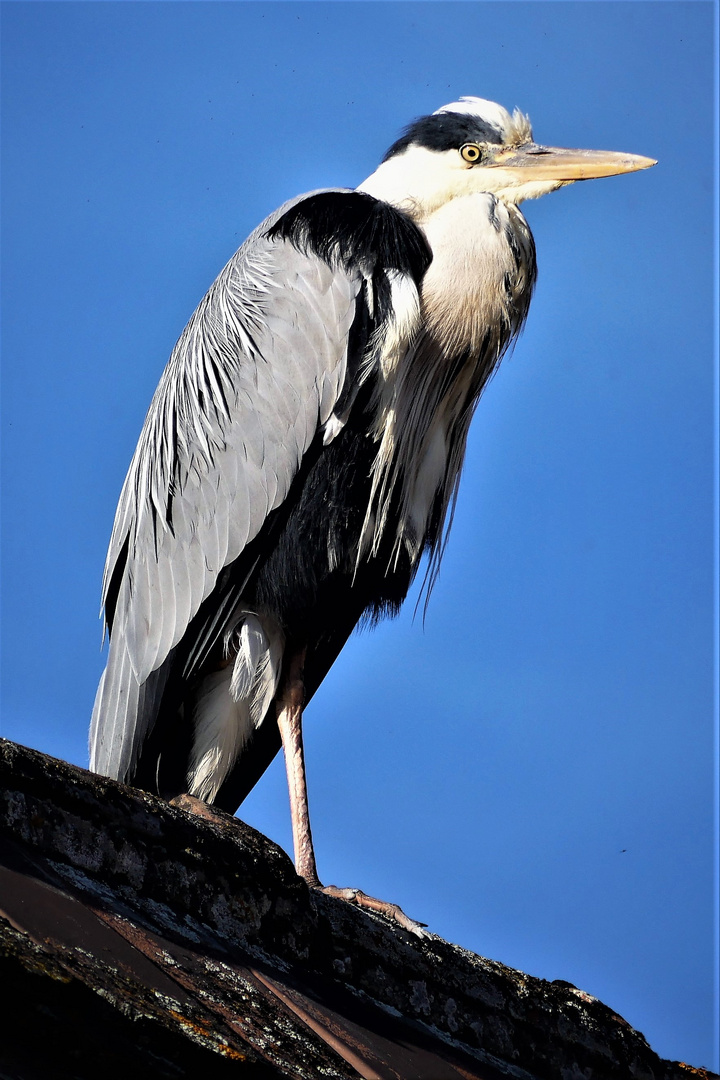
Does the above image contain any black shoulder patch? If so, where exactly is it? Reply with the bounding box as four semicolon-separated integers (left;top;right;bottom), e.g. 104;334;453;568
266;191;431;285
383;113;505;161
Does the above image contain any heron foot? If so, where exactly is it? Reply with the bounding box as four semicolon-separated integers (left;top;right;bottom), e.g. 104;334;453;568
169;792;231;824
315;884;429;939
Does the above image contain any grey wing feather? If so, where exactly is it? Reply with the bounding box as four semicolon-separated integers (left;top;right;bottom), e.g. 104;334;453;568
91;200;362;780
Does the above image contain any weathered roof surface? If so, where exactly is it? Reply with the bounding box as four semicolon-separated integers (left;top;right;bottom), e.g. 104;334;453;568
0;738;715;1080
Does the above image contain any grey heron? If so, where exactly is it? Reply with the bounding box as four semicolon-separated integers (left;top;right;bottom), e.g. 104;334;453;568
90;97;654;928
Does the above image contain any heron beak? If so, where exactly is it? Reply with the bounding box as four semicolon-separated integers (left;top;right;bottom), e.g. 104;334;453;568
488;143;657;181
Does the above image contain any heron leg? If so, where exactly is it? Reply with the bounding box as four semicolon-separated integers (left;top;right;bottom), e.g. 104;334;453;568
276;648;321;889
276;649;428;937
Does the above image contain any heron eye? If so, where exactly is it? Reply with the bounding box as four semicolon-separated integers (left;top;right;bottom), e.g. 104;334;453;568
460;144;482;164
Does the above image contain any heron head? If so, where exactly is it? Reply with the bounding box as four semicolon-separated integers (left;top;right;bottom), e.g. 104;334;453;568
358;97;656;220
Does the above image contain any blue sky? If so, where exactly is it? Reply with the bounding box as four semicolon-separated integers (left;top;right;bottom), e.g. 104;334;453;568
1;1;717;1070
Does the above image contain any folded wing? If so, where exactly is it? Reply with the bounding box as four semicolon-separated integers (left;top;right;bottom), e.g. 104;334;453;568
90;196;364;782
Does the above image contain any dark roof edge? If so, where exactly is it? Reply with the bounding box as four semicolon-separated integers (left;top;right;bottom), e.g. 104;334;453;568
1;738;715;1080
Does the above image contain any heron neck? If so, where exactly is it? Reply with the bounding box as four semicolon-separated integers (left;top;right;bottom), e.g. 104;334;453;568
357;151;458;223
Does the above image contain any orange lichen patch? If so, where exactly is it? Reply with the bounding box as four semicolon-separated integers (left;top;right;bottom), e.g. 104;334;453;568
166;1008;247;1061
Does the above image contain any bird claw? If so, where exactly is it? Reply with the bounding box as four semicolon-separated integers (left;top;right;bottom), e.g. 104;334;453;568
317;884;429;938
169;793;231;824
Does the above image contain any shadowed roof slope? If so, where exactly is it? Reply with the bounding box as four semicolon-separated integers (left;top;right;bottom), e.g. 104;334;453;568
0;739;715;1080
